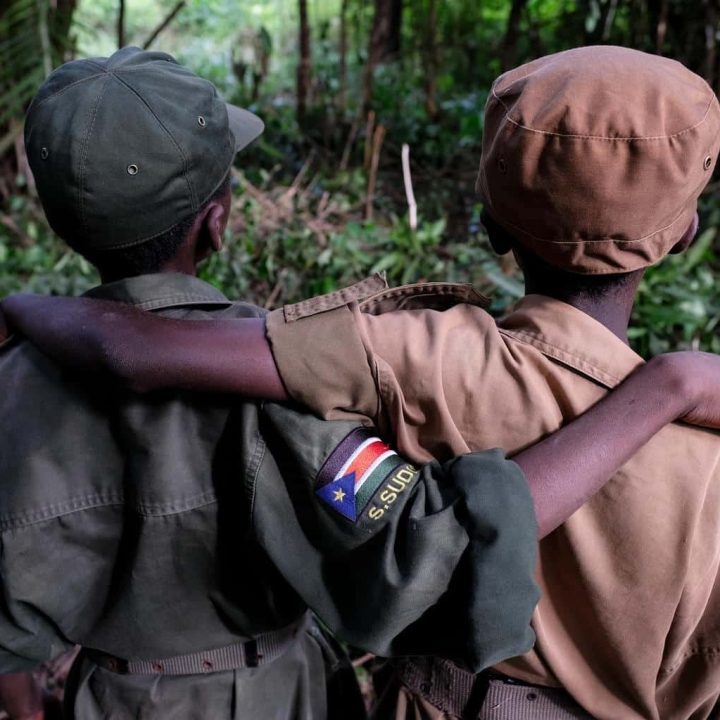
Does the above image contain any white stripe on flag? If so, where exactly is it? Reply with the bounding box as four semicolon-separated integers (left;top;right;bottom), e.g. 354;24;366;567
334;437;383;482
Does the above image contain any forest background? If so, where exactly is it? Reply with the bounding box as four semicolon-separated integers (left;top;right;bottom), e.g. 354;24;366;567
0;0;719;356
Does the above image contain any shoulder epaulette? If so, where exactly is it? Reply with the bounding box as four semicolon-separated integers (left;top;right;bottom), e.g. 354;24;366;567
359;282;490;315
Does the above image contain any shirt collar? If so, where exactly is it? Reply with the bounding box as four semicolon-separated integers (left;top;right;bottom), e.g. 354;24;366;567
84;273;233;311
497;294;644;389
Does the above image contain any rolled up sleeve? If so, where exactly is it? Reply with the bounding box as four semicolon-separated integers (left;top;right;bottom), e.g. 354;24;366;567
255;405;538;672
266;304;380;424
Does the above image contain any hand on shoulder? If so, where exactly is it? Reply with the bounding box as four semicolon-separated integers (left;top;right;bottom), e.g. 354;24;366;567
650;352;720;429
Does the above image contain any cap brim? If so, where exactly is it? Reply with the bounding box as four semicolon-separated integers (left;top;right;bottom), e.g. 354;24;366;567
226;104;264;153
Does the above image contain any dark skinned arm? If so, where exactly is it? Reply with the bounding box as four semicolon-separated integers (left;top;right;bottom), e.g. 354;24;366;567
3;294;719;538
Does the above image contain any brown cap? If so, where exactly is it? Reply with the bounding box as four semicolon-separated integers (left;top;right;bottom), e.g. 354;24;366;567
477;46;720;274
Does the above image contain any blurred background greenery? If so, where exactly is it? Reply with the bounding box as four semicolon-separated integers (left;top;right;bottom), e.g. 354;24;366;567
0;0;718;355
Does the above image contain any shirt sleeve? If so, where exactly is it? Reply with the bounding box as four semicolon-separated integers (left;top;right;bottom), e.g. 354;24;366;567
254;404;539;673
265;303;380;425
266;300;499;462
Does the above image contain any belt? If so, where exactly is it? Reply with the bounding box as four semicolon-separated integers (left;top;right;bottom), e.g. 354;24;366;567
85;613;309;676
396;657;593;719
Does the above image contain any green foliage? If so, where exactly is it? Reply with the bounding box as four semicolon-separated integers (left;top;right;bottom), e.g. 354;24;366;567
631;225;720;355
0;0;73;154
0;195;97;296
1;0;718;357
196;171;513;307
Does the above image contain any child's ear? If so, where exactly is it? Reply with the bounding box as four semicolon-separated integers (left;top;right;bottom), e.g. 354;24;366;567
203;201;226;253
488;232;512;255
481;210;513;255
669;212;699;255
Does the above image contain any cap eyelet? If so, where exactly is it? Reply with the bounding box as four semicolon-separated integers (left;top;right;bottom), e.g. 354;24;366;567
497;157;507;174
40;147;49;160
704;155;713;171
127;164;139;175
197;116;206;127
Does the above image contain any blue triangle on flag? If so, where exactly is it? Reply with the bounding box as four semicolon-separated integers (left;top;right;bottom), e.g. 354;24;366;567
316;471;357;521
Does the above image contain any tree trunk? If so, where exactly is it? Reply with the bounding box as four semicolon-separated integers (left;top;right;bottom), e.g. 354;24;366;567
600;0;618;41
361;0;404;113
296;0;312;124
501;0;528;71
369;0;403;64
702;0;718;89
656;0;669;54
424;0;439;118
117;0;125;48
337;0;348;112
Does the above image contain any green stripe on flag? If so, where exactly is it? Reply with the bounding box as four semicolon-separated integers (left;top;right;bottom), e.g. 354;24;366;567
356;456;402;510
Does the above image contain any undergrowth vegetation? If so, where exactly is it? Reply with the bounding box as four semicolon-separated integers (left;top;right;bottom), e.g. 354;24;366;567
0;0;718;358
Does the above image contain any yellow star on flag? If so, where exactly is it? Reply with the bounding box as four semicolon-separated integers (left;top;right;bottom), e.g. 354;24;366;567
333;488;346;502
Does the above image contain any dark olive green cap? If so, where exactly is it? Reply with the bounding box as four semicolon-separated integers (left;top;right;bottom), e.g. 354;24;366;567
24;46;264;253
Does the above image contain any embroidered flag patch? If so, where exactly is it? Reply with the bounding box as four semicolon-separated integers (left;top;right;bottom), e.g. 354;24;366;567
315;428;404;521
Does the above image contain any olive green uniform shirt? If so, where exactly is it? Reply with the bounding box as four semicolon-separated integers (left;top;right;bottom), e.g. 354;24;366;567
0;273;538;719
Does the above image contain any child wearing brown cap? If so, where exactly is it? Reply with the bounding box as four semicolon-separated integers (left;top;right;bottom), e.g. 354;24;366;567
5;45;720;719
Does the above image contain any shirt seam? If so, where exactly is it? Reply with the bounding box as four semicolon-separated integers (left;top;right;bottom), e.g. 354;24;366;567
498;327;639;388
246;423;267;523
359;282;489;310
0;489;219;530
661;646;720;674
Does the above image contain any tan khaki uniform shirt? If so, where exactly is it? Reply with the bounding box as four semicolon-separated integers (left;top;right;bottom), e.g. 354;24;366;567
266;286;720;720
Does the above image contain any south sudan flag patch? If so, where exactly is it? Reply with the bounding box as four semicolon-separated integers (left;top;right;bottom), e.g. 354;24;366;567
315;428;405;522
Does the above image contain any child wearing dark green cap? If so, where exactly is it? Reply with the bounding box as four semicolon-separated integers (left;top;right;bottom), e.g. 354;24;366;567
5;44;720;720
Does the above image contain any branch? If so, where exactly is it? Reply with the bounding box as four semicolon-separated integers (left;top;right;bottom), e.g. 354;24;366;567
142;1;186;50
365;123;386;221
117;0;125;49
401;143;417;231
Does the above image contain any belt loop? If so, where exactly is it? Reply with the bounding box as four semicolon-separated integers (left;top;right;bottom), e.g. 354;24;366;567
244;639;259;668
462;672;490;720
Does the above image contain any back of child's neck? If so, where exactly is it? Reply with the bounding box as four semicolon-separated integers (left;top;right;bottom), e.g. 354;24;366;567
523;280;638;346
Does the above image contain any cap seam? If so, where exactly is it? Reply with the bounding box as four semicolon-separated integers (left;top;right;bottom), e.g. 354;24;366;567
94;155;234;251
28;71;107;112
111;64;198;75
107;70;197;210
488;202;690;246
78;74;111;237
83;59;108;72
492;87;716;141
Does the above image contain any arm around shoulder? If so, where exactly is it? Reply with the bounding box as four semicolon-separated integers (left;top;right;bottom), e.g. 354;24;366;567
1;294;287;399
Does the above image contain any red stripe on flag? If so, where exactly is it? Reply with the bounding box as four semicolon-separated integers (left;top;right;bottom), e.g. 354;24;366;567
346;440;391;486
